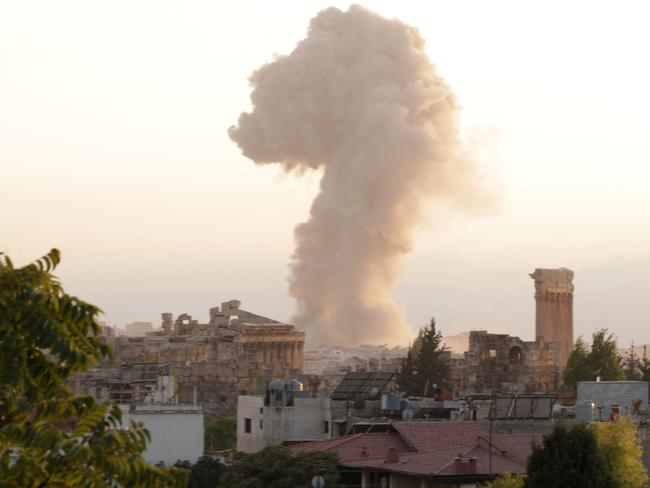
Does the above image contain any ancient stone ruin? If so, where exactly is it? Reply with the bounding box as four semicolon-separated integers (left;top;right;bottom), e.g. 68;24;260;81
530;268;574;370
74;300;305;418
451;268;574;394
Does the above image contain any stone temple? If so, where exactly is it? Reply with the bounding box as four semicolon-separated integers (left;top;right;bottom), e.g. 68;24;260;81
72;300;305;418
451;268;574;395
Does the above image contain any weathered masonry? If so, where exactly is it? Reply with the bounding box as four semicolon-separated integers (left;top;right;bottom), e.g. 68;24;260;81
530;268;574;370
75;300;305;418
451;268;574;394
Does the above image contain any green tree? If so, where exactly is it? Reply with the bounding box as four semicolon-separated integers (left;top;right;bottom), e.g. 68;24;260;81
525;424;615;488
481;472;524;488
205;417;236;451
590;329;625;381
176;457;225;488
563;338;592;389
219;446;338;488
622;343;641;381
0;249;187;487
409;318;451;395
639;346;650;387
396;347;417;395
563;329;624;389
591;418;648;488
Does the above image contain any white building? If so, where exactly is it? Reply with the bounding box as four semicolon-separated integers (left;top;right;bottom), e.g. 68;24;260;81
237;380;332;453
577;380;648;420
120;404;204;465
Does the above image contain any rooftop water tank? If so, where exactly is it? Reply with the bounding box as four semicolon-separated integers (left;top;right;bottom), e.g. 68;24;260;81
575;399;596;424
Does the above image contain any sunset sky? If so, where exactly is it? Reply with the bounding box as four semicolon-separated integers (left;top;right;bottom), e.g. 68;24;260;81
2;1;649;345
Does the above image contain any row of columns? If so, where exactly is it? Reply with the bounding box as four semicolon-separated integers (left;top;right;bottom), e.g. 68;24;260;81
250;341;304;371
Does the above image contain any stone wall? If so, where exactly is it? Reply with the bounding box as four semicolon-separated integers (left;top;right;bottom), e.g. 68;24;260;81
78;301;305;419
451;331;560;395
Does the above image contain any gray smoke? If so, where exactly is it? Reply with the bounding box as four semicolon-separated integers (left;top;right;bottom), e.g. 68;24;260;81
229;5;492;346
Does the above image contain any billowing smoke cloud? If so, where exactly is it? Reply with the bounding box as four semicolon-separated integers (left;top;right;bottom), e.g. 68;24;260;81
229;5;492;346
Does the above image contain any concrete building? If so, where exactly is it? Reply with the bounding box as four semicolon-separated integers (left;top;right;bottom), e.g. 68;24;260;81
120;404;204;466
577;380;648;421
237;379;332;453
71;363;175;405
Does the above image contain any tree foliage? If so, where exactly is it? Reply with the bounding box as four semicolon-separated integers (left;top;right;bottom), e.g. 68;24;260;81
482;472;525;488
563;329;624;389
525;424;615;488
591;418;648;488
175;457;225;488
205;417;236;451
219;446;338;488
639;346;650;385
622;344;641;381
397;318;451;395
0;249;187;487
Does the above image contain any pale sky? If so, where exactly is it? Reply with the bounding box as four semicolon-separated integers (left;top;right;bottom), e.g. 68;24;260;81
2;1;649;345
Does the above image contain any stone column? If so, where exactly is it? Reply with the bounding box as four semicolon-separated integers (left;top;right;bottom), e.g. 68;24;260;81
530;268;574;369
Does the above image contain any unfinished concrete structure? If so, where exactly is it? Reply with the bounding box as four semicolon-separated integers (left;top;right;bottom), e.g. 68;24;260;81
451;268;574;395
75;300;305;418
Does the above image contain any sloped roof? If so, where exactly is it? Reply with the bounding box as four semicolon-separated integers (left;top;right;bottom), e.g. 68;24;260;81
479;434;544;466
391;421;483;451
289;432;412;462
290;421;541;480
330;372;395;401
343;443;525;477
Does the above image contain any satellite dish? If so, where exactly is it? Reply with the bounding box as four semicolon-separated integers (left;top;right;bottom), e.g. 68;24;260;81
402;408;414;420
369;387;379;398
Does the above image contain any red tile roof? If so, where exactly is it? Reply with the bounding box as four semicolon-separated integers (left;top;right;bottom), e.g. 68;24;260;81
344;443;526;477
480;434;544;466
289;432;412;462
290;421;543;481
391;421;484;451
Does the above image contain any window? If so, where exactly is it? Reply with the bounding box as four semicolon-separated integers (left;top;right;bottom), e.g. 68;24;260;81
323;421;329;434
244;418;252;434
260;407;264;414
259;419;263;430
509;346;524;365
489;349;497;358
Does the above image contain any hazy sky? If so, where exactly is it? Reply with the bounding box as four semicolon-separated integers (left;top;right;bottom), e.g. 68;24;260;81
2;1;649;345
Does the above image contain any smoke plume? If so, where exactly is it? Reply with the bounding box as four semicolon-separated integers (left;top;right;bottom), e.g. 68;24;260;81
229;5;492;346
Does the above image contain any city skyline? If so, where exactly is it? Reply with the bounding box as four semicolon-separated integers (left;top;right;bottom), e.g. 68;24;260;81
2;1;650;345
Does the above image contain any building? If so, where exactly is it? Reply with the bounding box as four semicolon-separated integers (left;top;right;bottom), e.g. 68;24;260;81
452;330;560;395
237;379;332;453
120;404;204;466
577;380;648;421
74;300;305;418
71;362;175;405
450;268;573;395
290;421;543;487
